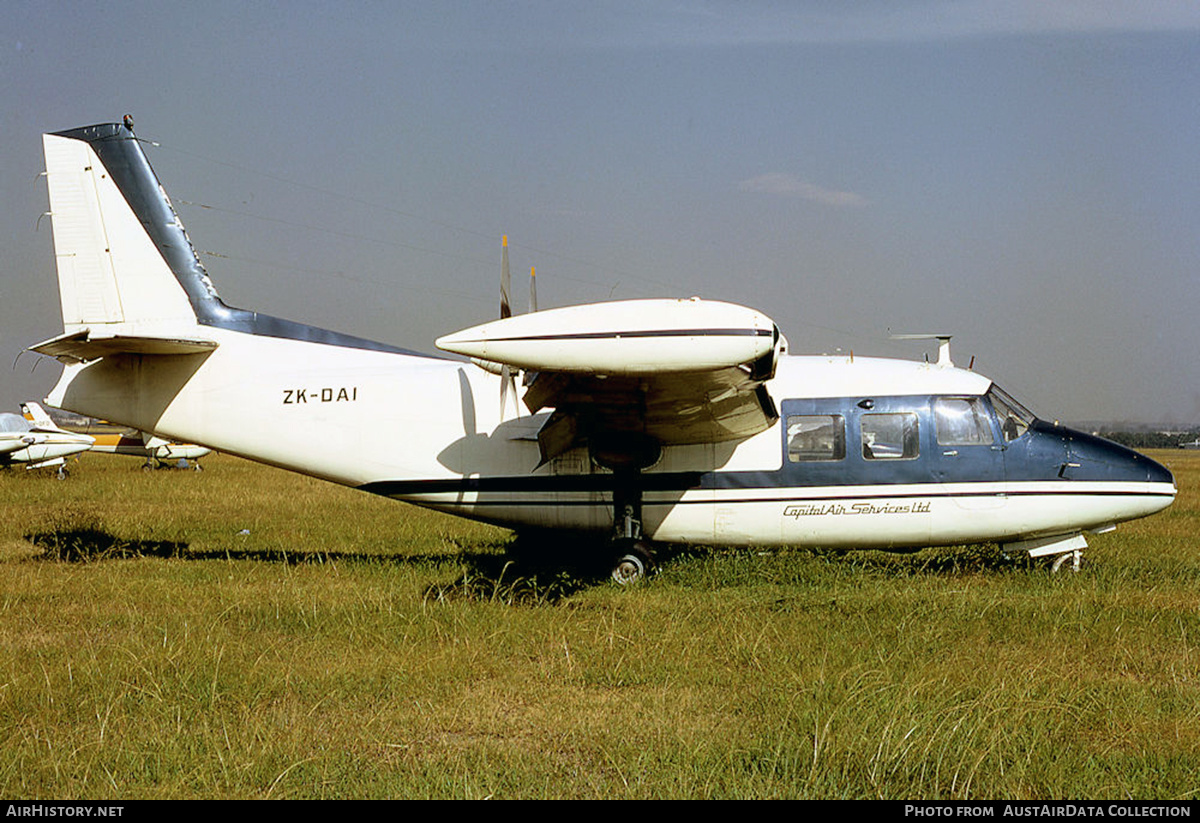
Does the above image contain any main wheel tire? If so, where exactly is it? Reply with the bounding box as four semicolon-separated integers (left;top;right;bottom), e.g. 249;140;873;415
610;540;656;585
612;553;647;585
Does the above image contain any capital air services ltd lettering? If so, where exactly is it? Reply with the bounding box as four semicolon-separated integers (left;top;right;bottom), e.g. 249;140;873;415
784;501;932;518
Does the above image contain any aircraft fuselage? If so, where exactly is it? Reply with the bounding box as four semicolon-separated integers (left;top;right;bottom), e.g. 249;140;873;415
49;333;1175;551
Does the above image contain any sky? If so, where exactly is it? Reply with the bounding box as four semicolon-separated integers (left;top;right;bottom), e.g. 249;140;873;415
2;1;1198;425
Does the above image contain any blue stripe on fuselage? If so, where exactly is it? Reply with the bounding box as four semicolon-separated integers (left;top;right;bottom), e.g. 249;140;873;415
358;396;1172;497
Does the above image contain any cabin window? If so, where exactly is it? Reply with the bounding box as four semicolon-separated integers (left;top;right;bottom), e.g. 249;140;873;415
934;397;995;446
787;415;845;462
862;412;919;460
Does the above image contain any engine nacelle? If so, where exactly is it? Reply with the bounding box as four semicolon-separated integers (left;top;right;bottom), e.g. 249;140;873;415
436;298;778;376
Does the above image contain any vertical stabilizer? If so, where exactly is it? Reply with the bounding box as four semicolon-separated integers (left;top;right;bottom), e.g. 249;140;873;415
34;120;420;368
42;124;200;336
20;402;57;430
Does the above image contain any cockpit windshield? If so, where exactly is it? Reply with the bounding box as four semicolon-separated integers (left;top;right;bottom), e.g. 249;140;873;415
986;385;1036;442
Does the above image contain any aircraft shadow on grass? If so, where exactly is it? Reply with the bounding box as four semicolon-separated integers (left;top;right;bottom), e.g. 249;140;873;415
21;526;617;603
23;523;1029;606
25;526;188;562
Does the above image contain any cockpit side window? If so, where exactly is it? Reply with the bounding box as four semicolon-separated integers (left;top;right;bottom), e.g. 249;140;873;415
934;397;995;446
0;413;32;434
986;385;1035;443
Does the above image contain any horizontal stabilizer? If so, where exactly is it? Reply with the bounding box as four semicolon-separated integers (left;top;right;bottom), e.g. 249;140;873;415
30;329;219;363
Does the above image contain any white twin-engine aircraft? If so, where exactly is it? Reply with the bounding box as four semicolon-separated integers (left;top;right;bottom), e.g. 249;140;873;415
22;401;208;471
0;403;93;478
30;121;1175;581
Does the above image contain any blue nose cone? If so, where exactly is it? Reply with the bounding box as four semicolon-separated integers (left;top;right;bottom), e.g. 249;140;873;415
1062;428;1176;485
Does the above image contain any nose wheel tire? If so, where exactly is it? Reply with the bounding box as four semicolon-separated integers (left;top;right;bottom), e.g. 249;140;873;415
1051;550;1082;573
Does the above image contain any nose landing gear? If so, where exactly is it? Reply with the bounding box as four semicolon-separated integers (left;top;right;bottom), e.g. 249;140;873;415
1050;549;1082;573
1005;533;1088;574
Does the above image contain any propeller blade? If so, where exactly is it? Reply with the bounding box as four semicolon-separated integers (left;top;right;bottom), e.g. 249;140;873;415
500;235;512;320
529;266;538;313
498;236;518;415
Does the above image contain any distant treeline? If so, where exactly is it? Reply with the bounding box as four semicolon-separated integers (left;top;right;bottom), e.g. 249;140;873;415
1099;430;1200;449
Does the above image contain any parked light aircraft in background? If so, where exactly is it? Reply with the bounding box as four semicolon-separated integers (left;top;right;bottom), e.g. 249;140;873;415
23;404;211;472
28;121;1176;580
0;403;93;478
89;432;210;471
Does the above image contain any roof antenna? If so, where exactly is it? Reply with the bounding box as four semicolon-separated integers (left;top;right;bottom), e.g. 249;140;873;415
936;335;952;367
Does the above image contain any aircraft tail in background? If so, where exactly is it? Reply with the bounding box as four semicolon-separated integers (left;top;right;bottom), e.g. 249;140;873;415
21;401;60;430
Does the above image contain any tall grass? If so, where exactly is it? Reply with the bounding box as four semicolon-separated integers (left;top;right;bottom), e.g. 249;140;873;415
1;451;1197;798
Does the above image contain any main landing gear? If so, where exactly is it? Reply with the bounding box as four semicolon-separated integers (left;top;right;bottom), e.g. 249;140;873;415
142;457;204;472
599;436;662;585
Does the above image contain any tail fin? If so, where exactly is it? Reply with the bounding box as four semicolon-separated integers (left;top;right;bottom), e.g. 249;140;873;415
33;122;218;363
33;120;413;363
20;402;57;430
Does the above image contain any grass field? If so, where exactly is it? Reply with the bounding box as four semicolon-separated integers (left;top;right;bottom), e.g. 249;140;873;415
1;450;1197;799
